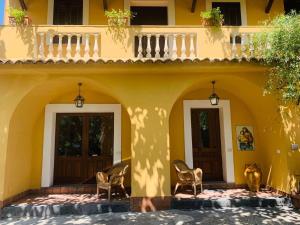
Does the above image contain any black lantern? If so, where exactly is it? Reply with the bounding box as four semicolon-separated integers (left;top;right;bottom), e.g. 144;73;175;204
74;83;85;108
209;80;220;106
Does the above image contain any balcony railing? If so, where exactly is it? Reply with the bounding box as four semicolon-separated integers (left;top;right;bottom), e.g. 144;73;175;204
0;26;266;62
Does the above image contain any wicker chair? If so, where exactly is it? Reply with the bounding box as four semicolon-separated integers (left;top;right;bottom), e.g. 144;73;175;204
96;163;129;200
173;160;203;197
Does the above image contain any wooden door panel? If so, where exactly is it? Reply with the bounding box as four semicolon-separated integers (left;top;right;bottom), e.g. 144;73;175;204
191;108;223;181
54;113;114;185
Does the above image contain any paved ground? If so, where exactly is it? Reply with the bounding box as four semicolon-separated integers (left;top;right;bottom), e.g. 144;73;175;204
11;189;283;205
1;207;300;225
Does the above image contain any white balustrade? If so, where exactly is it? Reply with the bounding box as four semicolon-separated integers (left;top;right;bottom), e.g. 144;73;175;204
93;33;99;60
230;32;264;59
38;33;45;59
57;34;63;59
155;34;160;59
135;32;197;60
36;32;101;61
163;34;169;59
47;33;54;59
146;34;152;58
231;33;237;59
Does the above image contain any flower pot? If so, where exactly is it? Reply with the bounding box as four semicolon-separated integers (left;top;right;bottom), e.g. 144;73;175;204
8;16;31;26
291;194;300;209
107;17;128;27
202;19;214;26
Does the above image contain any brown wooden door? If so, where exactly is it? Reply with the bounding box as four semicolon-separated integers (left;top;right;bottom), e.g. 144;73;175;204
191;108;223;181
54;113;114;185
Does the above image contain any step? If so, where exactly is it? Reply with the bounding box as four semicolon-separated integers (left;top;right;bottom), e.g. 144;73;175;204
0;201;130;219
171;197;291;209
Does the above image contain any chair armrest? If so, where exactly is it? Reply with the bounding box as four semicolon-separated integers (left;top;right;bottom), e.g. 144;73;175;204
109;174;126;185
179;169;196;181
96;172;109;184
193;168;203;181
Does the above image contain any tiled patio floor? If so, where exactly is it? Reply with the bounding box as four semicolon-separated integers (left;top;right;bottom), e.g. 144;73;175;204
11;193;125;205
174;188;284;200
10;189;284;206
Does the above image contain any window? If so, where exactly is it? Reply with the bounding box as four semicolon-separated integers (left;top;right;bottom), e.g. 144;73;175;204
124;0;175;25
130;7;168;25
284;0;300;14
53;0;83;25
212;2;242;26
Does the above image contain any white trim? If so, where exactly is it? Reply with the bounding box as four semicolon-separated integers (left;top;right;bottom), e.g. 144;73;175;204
183;100;235;183
47;0;90;25
206;0;247;25
41;104;122;187
83;0;89;25
124;0;175;25
47;0;54;25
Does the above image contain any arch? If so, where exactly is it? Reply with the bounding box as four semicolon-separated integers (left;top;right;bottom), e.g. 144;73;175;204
4;77;131;198
168;74;281;186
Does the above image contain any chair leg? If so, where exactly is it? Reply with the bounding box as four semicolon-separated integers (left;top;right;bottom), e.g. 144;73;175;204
200;183;203;193
96;185;99;196
193;184;197;197
108;187;111;201
121;184;129;198
174;183;180;195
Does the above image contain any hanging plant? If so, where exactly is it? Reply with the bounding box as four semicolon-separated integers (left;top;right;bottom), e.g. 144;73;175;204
105;9;133;28
105;9;135;44
200;7;224;27
7;7;31;26
252;12;300;105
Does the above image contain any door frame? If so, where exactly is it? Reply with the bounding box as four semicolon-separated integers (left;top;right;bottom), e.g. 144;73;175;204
47;0;89;25
41;104;121;187
183;100;235;183
124;0;175;25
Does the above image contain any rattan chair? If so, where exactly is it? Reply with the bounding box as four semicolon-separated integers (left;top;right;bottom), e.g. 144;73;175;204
96;162;129;200
173;160;203;197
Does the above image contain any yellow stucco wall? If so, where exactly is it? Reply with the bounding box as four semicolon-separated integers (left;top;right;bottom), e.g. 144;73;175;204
5;0;284;25
0;63;300;203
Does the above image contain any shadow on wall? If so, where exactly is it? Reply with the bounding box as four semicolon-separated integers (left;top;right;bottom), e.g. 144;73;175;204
128;105;170;212
0;28;6;59
16;26;36;59
264;105;300;193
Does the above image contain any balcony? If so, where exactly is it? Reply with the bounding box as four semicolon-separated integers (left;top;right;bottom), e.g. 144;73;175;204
0;25;265;63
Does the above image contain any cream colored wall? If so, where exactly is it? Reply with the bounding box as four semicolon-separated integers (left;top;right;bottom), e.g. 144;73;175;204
4;0;284;25
170;88;262;185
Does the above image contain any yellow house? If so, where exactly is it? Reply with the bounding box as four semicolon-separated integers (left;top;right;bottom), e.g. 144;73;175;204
0;0;300;211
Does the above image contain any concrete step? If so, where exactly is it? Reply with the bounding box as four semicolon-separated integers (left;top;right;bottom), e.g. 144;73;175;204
0;201;130;219
171;197;291;209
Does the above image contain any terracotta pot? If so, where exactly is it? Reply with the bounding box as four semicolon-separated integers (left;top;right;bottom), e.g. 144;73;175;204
8;16;31;26
244;163;262;192
202;19;214;26
291;194;300;209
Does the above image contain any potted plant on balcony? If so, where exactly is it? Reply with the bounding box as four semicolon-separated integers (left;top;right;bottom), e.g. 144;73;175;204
200;7;224;27
105;9;133;28
7;7;31;26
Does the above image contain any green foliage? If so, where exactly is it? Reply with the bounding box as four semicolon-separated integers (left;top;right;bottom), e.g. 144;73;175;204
253;12;300;105
200;7;224;26
105;9;133;28
7;7;26;25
